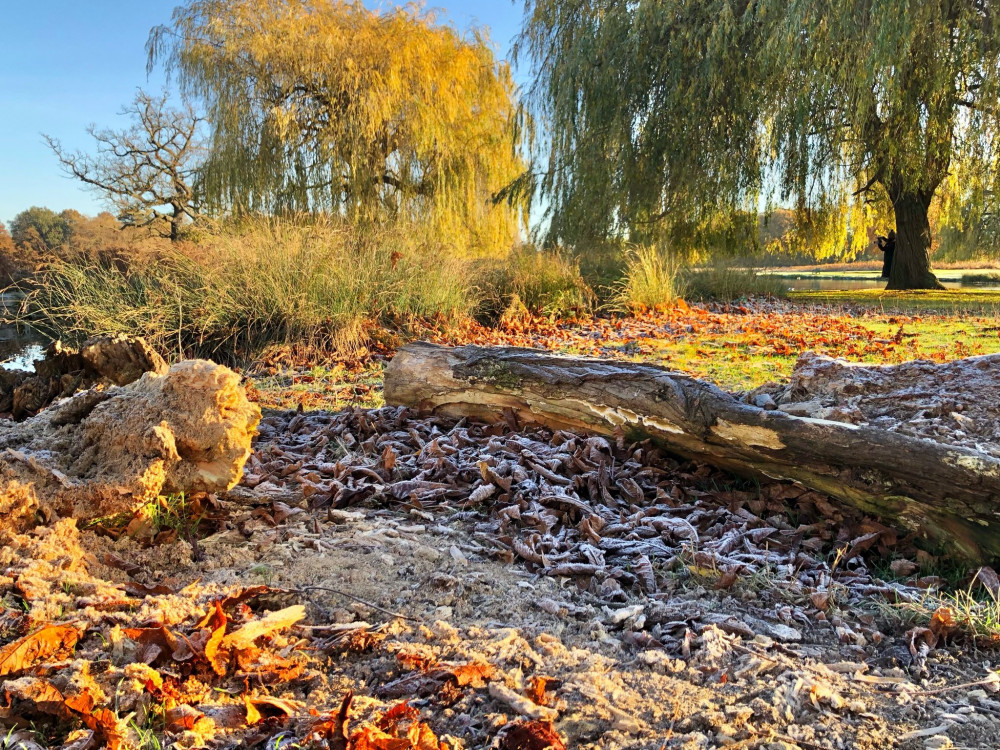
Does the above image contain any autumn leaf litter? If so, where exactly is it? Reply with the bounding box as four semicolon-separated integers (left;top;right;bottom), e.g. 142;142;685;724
1;406;1000;749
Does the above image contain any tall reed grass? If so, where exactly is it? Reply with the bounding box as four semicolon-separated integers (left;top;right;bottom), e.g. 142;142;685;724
683;265;789;300
614;245;686;313
19;218;476;361
479;246;595;320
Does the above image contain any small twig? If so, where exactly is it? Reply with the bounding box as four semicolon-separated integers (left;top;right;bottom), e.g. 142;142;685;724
293;585;420;622
908;674;1000;697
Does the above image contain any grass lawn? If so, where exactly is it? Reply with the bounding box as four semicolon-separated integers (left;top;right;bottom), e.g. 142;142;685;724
789;287;1000;311
765;268;1000;282
248;291;1000;409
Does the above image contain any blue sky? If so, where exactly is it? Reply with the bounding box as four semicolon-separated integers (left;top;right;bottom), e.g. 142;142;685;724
0;2;526;227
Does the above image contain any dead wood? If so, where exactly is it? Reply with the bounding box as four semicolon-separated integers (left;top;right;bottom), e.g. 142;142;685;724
0;334;168;418
0;359;260;532
385;342;1000;562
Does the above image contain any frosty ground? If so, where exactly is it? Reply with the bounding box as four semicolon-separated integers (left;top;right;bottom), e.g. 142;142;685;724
3;403;1000;750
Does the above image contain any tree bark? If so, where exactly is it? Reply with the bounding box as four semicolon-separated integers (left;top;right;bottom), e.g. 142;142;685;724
886;191;945;290
170;204;182;242
385;342;1000;562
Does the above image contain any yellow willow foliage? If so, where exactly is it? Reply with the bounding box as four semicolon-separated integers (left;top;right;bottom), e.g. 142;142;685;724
149;0;526;255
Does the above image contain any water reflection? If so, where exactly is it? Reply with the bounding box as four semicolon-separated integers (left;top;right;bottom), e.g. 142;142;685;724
0;292;47;372
780;278;1000;292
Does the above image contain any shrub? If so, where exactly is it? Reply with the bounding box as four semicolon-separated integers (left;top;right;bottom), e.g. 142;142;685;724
479;246;595;320
683;265;789;300
613;245;686;313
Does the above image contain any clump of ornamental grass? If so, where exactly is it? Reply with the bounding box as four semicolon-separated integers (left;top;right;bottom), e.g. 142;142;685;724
613;245;687;313
684;265;789;301
18;217;478;363
479;246;595;320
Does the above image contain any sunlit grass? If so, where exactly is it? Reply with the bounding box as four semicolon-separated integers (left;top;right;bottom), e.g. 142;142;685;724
789;288;1000;312
17;217;478;363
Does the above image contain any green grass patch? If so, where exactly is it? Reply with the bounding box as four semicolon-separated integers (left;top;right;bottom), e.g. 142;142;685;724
789;288;1000;313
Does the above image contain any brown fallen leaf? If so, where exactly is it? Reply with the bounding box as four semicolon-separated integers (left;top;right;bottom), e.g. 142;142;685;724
496;720;567;750
57;730;99;750
890;559;918;577
221;605;306;651
810;591;830;611
308;690;352;750
0;624;81;677
2;729;47;750
2;676;72;720
123;626;183;666
247;695;302;721
122;581;178;597
376;662;496;699
717;568;740;590
974;566;1000;599
165;704;207;733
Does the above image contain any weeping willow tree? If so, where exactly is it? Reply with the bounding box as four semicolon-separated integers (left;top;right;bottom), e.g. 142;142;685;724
147;0;526;255
519;0;1000;289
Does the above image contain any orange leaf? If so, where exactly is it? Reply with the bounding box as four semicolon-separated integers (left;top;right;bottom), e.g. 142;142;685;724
350;726;412;750
247;695;302;719
196;599;228;631
0;624;80;677
377;702;419;733
244;695;262;726
204;622;228;676
65;693;127;750
165;704;205;732
525;676;561;707
929;606;958;639
450;662;496;688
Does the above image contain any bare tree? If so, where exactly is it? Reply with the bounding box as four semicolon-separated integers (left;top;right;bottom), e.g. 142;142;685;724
45;91;204;241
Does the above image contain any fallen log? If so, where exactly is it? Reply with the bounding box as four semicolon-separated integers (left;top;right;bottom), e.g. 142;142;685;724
0;359;260;533
385;342;1000;562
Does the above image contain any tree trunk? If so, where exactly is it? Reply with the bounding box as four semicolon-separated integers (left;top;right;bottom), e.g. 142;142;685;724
886;191;945;290
170;209;181;242
385;342;1000;562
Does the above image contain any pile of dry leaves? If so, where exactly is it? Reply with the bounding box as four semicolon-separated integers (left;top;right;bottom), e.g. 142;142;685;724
753;352;1000;458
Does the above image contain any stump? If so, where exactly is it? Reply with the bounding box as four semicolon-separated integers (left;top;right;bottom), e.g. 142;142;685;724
0;360;260;533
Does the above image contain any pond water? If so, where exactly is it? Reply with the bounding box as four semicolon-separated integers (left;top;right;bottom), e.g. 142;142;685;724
780;278;969;292
771;274;1000;293
0;293;48;372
